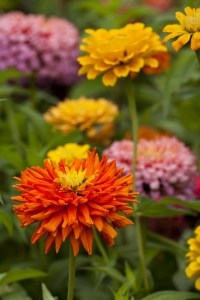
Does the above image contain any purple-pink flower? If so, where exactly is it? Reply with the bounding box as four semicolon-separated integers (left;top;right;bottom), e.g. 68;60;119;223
0;12;80;85
103;137;197;200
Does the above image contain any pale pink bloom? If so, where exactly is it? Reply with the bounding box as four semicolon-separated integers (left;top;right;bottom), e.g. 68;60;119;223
103;137;197;200
0;12;80;85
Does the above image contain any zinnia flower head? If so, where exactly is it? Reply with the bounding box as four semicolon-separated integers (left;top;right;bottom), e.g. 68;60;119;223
193;174;200;199
78;23;168;86
185;226;200;290
43;97;118;143
0;12;80;85
12;149;138;255
103;137;197;200
47;143;90;164
163;7;200;51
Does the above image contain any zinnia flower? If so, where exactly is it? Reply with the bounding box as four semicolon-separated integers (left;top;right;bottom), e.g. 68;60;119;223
47;143;90;164
78;23;168;86
163;7;200;51
103;137;197;200
0;12;80;85
12;149;138;255
193;174;200;199
43;97;118;143
185;226;200;290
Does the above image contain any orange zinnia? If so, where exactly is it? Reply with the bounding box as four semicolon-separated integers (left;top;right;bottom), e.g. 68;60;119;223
12;149;138;256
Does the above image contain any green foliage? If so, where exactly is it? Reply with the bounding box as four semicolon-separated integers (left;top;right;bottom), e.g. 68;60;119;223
42;283;58;300
0;1;200;299
141;290;200;300
0;269;47;287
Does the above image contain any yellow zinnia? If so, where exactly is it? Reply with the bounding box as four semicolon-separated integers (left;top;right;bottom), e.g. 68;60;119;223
163;7;200;51
185;226;200;290
47;143;90;164
78;23;168;86
44;97;118;143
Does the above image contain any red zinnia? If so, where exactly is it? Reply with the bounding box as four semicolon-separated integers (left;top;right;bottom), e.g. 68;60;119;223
12;150;138;255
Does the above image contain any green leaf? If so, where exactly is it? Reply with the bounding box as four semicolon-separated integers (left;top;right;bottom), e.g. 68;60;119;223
136;197;195;217
141;290;200;300
0;210;13;236
42;283;57;300
0;283;32;300
0;145;24;171
0;269;47;287
164;49;197;95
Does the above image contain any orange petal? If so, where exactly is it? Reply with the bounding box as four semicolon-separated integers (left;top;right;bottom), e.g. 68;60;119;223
70;234;80;256
93;216;104;231
43;213;63;232
80;227;93;255
55;231;63;253
45;234;55;253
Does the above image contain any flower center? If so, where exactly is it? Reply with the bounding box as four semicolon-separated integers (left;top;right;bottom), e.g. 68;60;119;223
56;167;87;191
55;166;96;191
184;15;200;32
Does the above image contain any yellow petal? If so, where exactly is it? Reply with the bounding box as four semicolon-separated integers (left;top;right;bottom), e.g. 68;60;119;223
163;24;184;33
102;70;117;86
185;7;194;16
87;68;100;79
163;32;183;43
195;277;200;291
129;57;144;72
176;12;185;25
113;65;130;77
172;33;191;51
191;33;200;51
145;58;158;68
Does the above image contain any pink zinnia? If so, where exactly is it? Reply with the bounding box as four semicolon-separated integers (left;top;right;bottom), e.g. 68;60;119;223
0;12;80;85
103;137;197;200
193;174;200;199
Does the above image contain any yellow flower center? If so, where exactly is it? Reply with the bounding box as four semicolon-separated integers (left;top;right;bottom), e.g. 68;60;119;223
184;14;200;32
55;166;96;191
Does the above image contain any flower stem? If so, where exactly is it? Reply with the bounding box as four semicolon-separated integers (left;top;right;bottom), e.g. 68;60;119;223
4;98;21;145
94;229;109;263
195;50;200;69
67;246;76;300
125;78;149;291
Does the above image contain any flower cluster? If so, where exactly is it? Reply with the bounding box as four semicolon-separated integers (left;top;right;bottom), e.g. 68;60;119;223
0;12;80;85
185;226;200;290
103;137;197;200
43;97;118;143
47;143;90;164
163;7;200;51
12;150;138;255
78;23;168;86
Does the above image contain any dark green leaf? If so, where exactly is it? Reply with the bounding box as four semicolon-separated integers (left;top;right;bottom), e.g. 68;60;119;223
141;290;200;300
0;269;47;286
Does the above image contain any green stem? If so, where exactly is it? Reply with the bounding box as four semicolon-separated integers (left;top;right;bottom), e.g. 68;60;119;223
126;78;149;291
67;246;76;300
148;231;187;253
195;50;200;69
94;229;109;263
126;81;138;178
4;99;21;145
